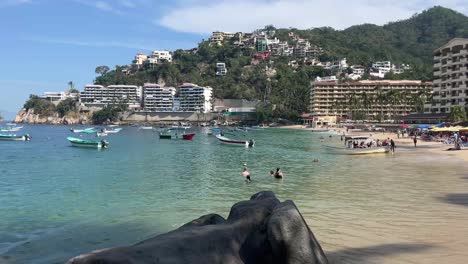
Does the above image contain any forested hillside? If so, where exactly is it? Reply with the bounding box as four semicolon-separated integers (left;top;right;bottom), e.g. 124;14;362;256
95;6;468;120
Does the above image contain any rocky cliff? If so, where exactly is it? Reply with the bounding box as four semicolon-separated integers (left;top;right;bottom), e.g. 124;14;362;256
14;109;92;125
67;191;328;264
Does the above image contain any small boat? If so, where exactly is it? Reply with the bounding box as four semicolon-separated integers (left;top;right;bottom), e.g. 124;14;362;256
70;127;96;133
67;137;108;148
0;133;31;141
108;125;118;127
182;133;196;140
139;126;154;130
216;135;255;147
159;134;172;139
310;129;330;133
6;123;16;126
96;132;108;137
0;126;23;132
103;128;122;134
325;145;389;155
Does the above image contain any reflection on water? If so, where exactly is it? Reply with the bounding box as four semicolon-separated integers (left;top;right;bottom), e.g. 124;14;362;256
1;126;468;263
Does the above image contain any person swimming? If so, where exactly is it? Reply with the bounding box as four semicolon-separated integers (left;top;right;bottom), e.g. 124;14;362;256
242;167;251;182
313;158;319;163
274;168;283;179
269;170;275;177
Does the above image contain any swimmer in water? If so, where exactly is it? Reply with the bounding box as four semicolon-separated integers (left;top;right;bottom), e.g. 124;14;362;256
242;167;251;183
274;168;283;179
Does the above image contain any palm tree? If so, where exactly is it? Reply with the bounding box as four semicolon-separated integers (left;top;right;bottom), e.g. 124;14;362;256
449;106;466;122
374;88;387;122
387;90;401;120
360;92;373;120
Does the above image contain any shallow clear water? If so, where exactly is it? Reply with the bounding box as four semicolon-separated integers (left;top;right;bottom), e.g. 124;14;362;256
1;125;468;263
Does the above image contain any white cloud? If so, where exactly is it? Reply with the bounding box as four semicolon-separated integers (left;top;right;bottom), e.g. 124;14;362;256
158;0;468;34
119;0;136;8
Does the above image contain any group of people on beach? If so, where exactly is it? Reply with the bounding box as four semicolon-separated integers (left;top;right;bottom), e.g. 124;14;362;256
242;166;283;183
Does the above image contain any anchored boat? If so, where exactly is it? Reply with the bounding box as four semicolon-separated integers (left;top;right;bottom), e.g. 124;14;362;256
103;128;122;134
216;135;255;147
182;133;196;140
325;145;389;155
67;137;109;148
0;133;31;141
0;126;23;132
70;128;96;133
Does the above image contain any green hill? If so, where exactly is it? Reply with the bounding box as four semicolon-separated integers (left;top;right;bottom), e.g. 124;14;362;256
95;6;468;120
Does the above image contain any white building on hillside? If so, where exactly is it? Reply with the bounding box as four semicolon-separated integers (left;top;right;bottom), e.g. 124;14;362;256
143;83;176;112
40;91;79;105
80;85;142;109
151;50;172;63
216;62;227;76
315;76;338;82
133;53;148;69
178;83;213;113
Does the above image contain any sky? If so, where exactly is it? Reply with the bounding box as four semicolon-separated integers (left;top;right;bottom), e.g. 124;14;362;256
1;0;468;119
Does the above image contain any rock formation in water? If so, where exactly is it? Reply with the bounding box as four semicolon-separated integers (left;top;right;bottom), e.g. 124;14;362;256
67;191;328;264
14;109;91;125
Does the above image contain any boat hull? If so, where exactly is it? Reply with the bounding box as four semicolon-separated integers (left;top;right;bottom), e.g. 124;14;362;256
216;135;254;147
159;134;172;139
325;145;389;155
0;134;28;141
182;133;195;140
67;137;105;148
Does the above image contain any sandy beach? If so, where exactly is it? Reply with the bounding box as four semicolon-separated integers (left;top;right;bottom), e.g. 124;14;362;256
280;125;468;263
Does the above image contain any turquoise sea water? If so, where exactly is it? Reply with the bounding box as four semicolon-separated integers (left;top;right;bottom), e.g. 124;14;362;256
1;124;468;263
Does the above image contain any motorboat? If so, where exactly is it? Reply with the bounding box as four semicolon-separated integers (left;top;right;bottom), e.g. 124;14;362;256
0;126;23;132
182;133;196;140
215;135;255;147
325;145;389;155
70;127;96;133
139;126;154;130
103;128;122;134
0;133;31;141
67;137;108;148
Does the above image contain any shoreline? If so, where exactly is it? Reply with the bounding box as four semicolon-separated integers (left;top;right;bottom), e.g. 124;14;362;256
278;125;468;162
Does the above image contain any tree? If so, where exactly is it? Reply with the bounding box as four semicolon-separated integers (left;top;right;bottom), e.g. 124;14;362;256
56;98;77;117
449;106;466;122
95;65;110;75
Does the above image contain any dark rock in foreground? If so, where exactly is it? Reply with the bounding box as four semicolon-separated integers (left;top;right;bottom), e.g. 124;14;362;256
67;191;328;264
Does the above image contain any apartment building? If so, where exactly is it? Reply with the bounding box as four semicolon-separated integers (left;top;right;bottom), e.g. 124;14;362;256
178;83;213;113
151;50;172;63
80;85;142;109
216;62;227;76
143;83;176;112
310;80;432;118
209;31;235;46
133;53;148;69
430;38;468;113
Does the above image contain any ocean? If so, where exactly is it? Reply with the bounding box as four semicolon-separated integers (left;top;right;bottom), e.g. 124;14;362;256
1;124;467;263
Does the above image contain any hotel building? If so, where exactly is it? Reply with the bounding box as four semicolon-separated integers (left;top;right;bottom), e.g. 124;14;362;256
430;38;468;113
143;83;176;112
80;85;142;109
178;83;213;113
310;80;432;118
40;91;79;105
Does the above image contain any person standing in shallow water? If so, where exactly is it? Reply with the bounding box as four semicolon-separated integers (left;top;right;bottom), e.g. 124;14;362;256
242;167;251;183
390;139;396;153
413;136;417;147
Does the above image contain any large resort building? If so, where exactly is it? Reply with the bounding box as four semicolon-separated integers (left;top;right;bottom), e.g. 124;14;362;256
143;83;176;112
80;85;142;109
429;38;468;113
178;83;213;113
310;80;432;119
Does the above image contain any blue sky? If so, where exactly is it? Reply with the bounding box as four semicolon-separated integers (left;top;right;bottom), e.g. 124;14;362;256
1;0;467;119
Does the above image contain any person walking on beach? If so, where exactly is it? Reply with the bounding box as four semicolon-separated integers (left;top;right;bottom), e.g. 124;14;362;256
413;136;417;147
242;167;251;183
390;139;396;153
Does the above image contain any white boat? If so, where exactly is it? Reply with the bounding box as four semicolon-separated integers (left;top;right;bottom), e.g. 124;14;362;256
215;135;255;147
0;133;31;141
6;123;16;126
139;126;154;130
310;129;329;132
325;145;390;155
0;126;23;132
96;132;108;137
103;128;122;134
70;127;95;133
